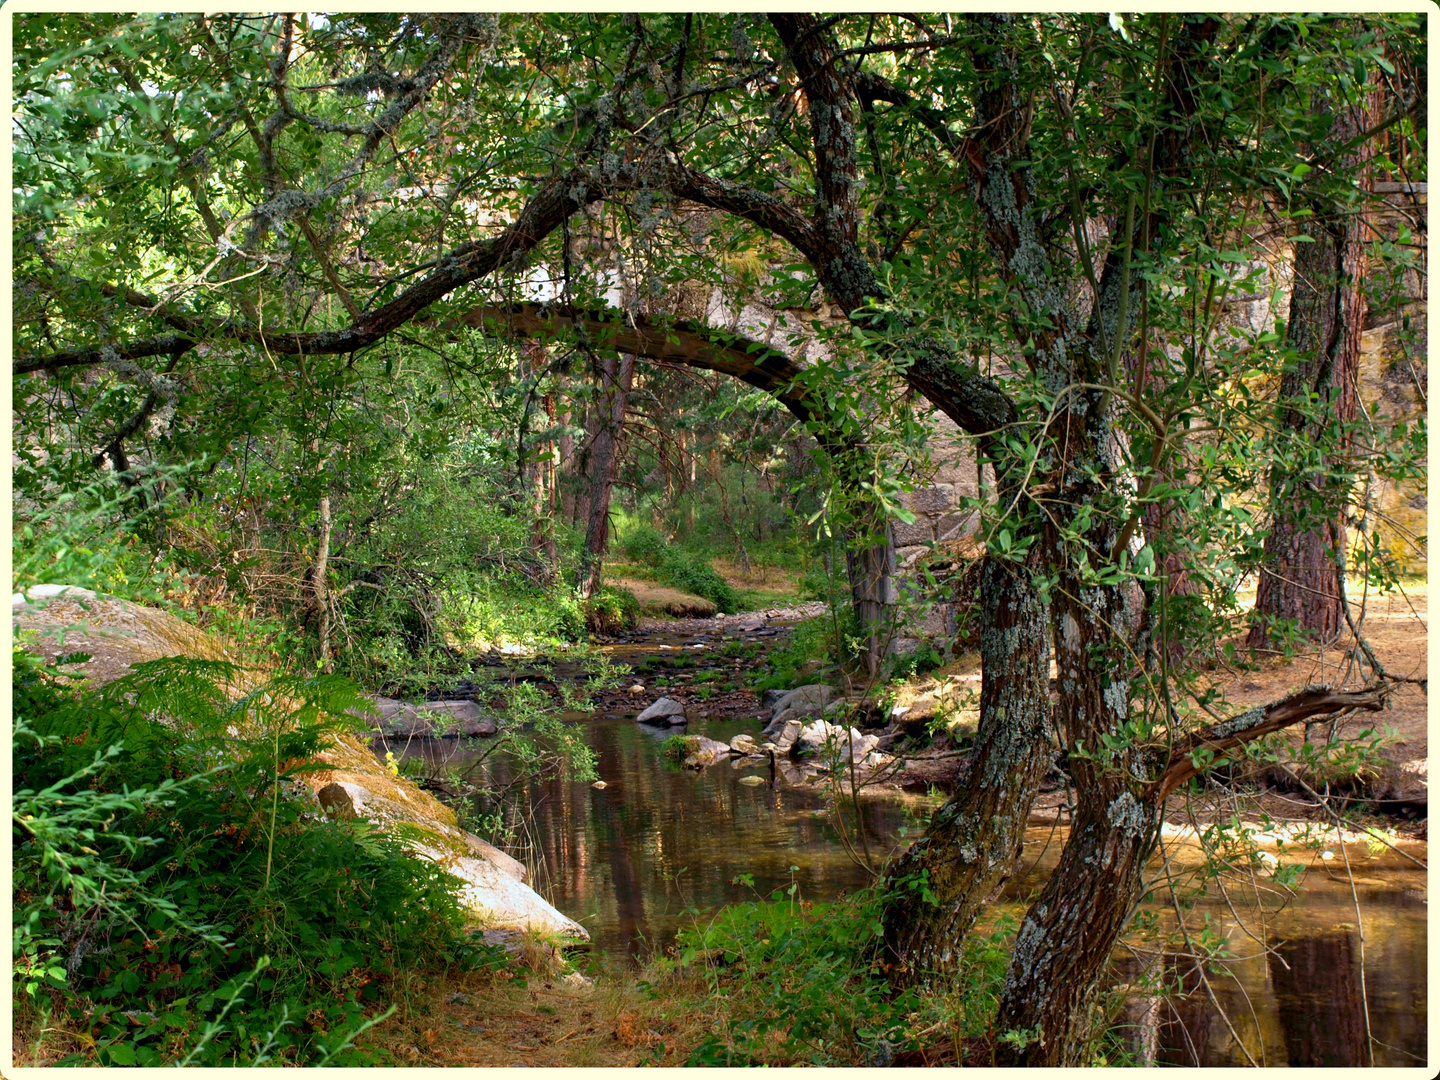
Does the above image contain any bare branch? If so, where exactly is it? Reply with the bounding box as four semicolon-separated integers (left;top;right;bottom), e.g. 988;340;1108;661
1153;683;1391;800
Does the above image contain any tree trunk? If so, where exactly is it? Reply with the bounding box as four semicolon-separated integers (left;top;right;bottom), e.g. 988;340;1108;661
876;555;1053;981
845;527;897;677
992;789;1158;1065
313;489;333;673
576;352;635;599
1249;80;1379;649
557;399;576;525
530;392;560;581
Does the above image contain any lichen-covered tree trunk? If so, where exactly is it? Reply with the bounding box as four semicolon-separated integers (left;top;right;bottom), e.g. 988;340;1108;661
991;502;1158;1064
876;555;1052;981
576;352;635;600
991;786;1158;1065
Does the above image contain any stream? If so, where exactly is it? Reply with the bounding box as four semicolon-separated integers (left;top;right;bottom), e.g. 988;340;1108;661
393;621;1427;1068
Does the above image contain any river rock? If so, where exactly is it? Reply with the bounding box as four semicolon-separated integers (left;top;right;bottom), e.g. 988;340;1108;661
771;718;804;753
790;720;880;762
418;701;498;738
682;736;732;768
729;733;759;755
636;697;688;724
737;774;767;786
760;688;790;710
774;684;842;716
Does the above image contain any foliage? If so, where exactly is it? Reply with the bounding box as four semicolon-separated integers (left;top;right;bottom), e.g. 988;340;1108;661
583;584;640;635
12;649;502;1066
618;523;743;613
749;614;857;692
651;881;1016;1066
660;734;698;764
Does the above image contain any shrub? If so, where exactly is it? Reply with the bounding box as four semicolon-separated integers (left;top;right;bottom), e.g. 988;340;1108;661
584;585;640;634
618;523;741;612
12;650;501;1066
660;734;699;763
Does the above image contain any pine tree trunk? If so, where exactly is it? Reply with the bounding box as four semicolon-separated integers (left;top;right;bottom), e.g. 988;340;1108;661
313;490;333;673
577;353;635;599
1249;79;1378;649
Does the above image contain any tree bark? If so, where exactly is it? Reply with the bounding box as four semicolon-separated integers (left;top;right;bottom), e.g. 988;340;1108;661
876;556;1053;981
845;515;898;678
576;352;635;599
313;490;333;673
1249;77;1381;649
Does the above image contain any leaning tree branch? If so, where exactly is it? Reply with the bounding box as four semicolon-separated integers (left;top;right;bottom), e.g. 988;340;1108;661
1152;683;1392;800
451;301;815;422
16;335;198;376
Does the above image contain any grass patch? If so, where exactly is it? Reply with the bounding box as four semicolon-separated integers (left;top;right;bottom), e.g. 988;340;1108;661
616;525;742;613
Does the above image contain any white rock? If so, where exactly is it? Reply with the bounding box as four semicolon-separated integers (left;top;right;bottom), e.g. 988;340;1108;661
684;736;732;768
729;733;759;755
409;841;588;939
27;583;99;602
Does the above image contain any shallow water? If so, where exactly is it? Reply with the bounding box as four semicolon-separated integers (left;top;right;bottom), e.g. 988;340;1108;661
400;666;1427;1067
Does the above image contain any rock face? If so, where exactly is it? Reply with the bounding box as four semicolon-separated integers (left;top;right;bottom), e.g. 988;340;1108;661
636;696;688;725
14;586;588;942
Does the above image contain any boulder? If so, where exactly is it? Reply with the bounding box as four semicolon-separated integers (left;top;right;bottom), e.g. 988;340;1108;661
789;720;879;762
417;701;498;738
316;781;375;820
446;717;499;738
729;733;759;755
762;707;802;738
419;700;481;723
760;688;789;710
409;839;587;939
682;736;732;768
771;718;804;753
769;684;841;719
636;696;688;724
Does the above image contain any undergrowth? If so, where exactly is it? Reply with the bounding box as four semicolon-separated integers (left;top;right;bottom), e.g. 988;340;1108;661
618;524;742;613
639;880;1018;1066
12;648;508;1066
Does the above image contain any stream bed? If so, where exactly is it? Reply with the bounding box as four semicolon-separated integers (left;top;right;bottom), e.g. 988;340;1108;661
394;625;1427;1068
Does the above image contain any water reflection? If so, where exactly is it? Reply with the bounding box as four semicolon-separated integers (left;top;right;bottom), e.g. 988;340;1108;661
402;715;924;963
398;717;1426;1067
